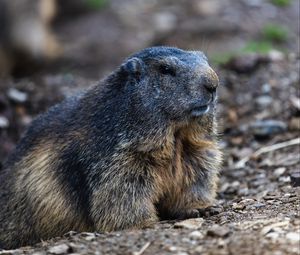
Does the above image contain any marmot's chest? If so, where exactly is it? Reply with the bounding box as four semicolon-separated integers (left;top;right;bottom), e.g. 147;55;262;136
151;137;201;197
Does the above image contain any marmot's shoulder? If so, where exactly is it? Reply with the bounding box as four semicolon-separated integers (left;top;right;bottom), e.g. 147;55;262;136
0;46;222;250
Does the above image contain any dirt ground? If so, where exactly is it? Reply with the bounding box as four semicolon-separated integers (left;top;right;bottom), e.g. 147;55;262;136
0;0;299;254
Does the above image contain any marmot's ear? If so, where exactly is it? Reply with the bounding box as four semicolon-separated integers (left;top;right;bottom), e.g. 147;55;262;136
120;57;145;80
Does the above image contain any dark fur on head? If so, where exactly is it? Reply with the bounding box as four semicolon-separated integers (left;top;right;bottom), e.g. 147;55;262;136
0;46;222;249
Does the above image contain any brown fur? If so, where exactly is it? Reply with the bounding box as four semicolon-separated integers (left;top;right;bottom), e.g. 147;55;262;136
0;47;222;248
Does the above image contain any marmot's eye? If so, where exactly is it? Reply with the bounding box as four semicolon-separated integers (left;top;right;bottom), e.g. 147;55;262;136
159;64;176;76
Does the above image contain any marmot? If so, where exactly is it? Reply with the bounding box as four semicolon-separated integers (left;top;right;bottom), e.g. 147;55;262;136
0;46;222;249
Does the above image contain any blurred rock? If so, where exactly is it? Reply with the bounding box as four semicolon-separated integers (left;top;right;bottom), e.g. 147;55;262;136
189;230;204;239
31;252;46;255
247;202;265;209
0;116;9;128
286;232;300;243
192;0;220;16
48;244;71;254
273;167;286;178
278;176;291;183
207;225;230;237
290;172;300;187
242;0;262;7
289;117;300;131
260;221;289;235
267;50;285;62
174;218;204;229
290;96;300;112
7;88;28;103
153;12;177;33
265;231;280;240
223;53;269;73
261;83;271;94
255;95;272;108
232;199;255;210
249;120;287;138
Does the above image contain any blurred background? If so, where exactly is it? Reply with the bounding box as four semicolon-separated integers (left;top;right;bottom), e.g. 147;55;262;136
0;0;299;175
0;1;299;253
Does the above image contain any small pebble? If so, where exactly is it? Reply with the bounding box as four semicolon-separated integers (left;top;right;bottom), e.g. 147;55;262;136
232;198;255;210
255;95;272;108
266;231;280;239
174;218;204;230
250;120;287;137
153;12;177;33
262;83;271;93
48;244;70;254
7;88;28;103
243;0;262;7
273;167;286;178
290;96;300;111
207;225;230;238
246;202;266;210
290;172;300;187
224;53;268;73
286;232;300;243
189;231;204;239
289;117;300;131
268;50;285;62
278;176;291;183
0;116;9;128
167;246;178;252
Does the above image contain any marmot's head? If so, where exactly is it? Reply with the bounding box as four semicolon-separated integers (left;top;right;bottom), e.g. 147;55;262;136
117;46;219;125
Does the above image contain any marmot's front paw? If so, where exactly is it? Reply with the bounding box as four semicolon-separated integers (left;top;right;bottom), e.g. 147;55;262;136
176;209;201;220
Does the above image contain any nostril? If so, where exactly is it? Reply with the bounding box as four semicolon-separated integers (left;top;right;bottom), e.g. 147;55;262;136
202;77;218;94
205;86;217;94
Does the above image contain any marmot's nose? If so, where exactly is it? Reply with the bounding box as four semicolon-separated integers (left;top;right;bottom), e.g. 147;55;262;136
201;67;219;94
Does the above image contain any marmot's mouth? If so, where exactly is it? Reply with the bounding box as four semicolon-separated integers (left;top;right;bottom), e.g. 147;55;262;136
190;105;210;117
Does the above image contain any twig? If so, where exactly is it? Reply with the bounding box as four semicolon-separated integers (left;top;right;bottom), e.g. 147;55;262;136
132;242;151;255
234;137;300;169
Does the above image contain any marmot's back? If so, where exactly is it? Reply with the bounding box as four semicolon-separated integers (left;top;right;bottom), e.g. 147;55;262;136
0;46;222;249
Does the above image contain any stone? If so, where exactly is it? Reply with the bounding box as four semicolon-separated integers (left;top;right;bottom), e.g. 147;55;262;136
273;167;286;178
289;117;300;131
286;232;300;243
232;199;255;210
224;53;268;73
250;120;287;137
0;116;9;128
290;96;300;111
278;176;291;183
207;225;231;238
255;95;273;108
268;50;285;62
290;172;300;187
174;218;204;230
153;12;177;33
7;88;28;103
48;244;70;254
189;231;204;239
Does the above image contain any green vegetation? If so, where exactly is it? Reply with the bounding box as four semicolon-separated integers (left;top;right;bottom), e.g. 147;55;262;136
270;0;292;7
211;22;290;65
211;52;237;65
262;24;289;42
242;41;274;54
86;0;108;10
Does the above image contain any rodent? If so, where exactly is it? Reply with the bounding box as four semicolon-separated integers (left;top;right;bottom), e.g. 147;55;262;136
0;46;222;249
